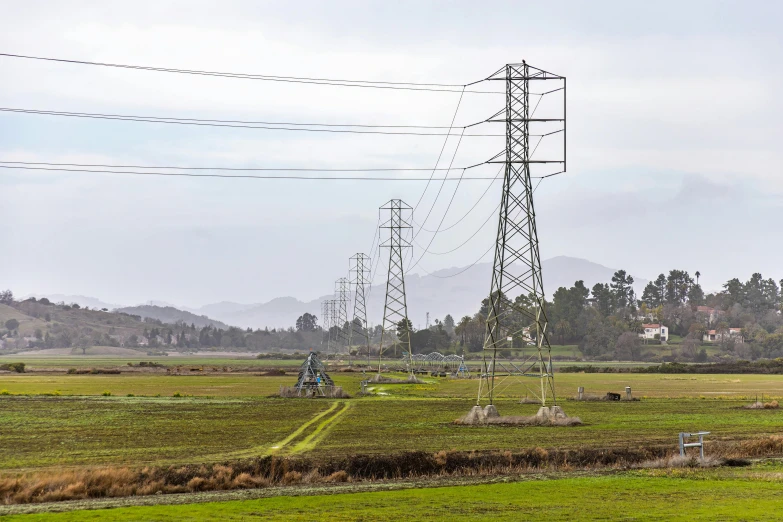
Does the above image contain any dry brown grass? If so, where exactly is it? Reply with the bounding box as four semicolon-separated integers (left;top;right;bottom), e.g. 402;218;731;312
481;415;583;426
3;436;783;505
325;470;349;483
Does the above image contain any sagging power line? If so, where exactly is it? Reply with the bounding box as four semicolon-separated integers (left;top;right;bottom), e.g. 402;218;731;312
0;107;505;137
0;52;505;94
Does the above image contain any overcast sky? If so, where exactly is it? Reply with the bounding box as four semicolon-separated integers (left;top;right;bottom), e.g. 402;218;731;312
1;0;781;307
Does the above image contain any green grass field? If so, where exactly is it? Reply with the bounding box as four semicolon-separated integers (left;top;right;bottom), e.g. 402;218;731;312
2;393;783;469
6;463;783;521
2;371;783;399
2;365;783;518
0;355;302;369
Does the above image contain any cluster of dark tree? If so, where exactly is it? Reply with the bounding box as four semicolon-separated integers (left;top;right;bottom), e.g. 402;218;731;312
308;311;458;356
561;359;783;375
443;269;782;362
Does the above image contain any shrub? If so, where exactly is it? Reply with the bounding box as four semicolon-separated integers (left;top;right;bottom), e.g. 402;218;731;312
67;368;77;374
0;363;25;373
102;391;112;397
0;389;10;395
173;392;182;397
282;471;302;484
325;470;349;483
187;476;207;491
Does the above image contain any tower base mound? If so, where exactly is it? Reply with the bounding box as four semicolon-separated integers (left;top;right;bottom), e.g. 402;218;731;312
456;404;581;426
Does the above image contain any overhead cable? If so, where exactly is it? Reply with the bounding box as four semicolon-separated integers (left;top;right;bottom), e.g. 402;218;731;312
0;52;504;94
413;87;465;212
0;164;504;181
0;107;504;137
413;164;503;233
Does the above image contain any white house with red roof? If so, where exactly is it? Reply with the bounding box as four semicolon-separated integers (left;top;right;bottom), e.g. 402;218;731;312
639;323;668;342
703;328;743;343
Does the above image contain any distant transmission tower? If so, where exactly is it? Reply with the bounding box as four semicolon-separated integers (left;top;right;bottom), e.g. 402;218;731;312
321;300;331;356
477;61;566;409
334;277;350;351
325;299;339;359
377;199;413;374
348;253;372;364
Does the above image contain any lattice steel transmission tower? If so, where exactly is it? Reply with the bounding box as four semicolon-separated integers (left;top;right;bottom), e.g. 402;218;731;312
377;199;413;373
477;61;566;409
321;299;331;355
334;277;350;351
348;253;372;363
324;299;338;359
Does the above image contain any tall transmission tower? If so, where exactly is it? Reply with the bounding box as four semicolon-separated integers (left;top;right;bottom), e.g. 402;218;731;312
477;61;566;410
325;298;339;359
377;199;413;374
321;299;332;356
334;277;350;351
348;253;372;363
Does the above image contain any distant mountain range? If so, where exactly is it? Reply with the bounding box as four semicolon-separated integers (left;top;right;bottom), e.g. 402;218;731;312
27;256;647;330
115;305;230;329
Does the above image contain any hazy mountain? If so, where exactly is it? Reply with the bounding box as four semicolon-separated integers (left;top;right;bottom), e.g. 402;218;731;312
195;301;259;318
27;294;121;310
27;256;648;330
116;305;230;329
197;256;648;330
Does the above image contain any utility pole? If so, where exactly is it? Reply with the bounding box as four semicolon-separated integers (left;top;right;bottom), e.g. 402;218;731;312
425;312;430;330
348;253;372;366
476;61;566;411
377;199;413;375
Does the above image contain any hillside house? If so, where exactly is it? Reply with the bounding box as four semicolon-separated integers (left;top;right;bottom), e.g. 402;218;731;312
639;323;668;342
703;328;744;343
696;306;724;324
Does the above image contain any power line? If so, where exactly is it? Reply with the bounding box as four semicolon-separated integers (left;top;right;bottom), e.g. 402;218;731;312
0;107;505;137
407;132;469;271
412;198;500;256
416;241;494;279
413;87;465;213
415;206;525;279
0;160;472;172
0;52;504;94
0;164;503;181
412;128;466;241
413;164;503;233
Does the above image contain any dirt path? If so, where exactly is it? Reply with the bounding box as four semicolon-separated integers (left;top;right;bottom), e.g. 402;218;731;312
267;401;342;455
289;401;351;454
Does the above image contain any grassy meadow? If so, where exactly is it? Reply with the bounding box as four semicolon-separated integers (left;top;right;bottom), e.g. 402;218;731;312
1;355;783;519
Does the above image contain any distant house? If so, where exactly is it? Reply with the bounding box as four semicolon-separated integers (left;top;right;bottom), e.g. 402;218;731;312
696;306;724;325
136;336;149;346
703;328;743;343
639;324;668;342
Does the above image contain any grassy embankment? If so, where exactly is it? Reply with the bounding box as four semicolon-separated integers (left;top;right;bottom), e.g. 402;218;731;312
5;463;783;521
